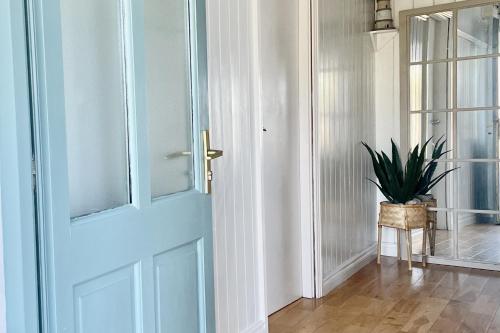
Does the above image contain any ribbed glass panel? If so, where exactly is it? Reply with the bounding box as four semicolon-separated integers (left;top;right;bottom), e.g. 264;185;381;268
316;0;377;279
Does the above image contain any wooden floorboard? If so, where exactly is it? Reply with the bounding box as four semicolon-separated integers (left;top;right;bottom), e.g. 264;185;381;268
268;256;500;333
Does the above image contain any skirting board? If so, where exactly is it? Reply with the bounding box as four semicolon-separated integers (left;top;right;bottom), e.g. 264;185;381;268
241;320;268;333
322;245;377;295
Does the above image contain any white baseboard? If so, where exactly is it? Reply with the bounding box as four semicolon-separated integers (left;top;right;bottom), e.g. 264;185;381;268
322;245;377;295
241;320;268;333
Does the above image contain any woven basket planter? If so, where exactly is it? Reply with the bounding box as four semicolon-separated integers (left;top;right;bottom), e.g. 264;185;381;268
378;202;428;270
378;202;427;230
422;198;438;255
423;198;437;224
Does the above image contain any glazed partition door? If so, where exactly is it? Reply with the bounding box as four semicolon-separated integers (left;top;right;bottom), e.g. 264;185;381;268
403;1;500;267
28;0;216;332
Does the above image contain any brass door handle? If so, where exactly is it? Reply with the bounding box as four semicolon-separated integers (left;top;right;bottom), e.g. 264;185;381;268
202;130;223;193
207;149;223;160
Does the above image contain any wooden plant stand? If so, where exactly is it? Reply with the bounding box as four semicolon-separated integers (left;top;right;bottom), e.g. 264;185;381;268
377;202;428;271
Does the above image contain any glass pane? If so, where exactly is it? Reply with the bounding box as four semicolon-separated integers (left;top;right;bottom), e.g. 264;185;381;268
145;0;194;198
429;162;454;208
457;110;500;159
410;63;452;111
61;0;130;218
458;4;500;58
412;211;453;258
456;162;500;211
410;12;454;63
410;112;452;159
457;57;499;109
458;212;500;263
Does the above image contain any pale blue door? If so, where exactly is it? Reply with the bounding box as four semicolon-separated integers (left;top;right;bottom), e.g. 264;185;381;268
28;0;216;332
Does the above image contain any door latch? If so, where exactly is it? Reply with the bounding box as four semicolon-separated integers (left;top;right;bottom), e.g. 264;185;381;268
202;130;223;194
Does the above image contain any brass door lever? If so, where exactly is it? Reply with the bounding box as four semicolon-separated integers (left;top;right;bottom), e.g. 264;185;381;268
202;130;223;193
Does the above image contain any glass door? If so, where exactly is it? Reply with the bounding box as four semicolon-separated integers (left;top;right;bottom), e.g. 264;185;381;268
405;2;500;265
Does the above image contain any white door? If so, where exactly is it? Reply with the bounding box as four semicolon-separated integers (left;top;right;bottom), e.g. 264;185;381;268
260;0;303;315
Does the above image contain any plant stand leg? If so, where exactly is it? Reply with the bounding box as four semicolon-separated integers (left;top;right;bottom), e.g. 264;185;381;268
405;229;412;271
432;219;437;256
422;227;427;267
377;225;382;264
397;229;401;260
427;223;433;256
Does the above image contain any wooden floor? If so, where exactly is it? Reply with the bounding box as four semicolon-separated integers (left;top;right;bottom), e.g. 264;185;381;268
269;257;500;332
412;224;500;263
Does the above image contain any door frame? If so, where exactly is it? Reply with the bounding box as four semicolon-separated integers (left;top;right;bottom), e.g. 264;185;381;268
1;0;40;332
298;0;316;299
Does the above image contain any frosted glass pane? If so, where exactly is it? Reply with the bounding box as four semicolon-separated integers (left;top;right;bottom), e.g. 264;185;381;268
146;0;194;198
61;0;130;218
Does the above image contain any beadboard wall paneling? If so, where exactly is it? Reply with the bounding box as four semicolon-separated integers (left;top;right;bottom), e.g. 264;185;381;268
206;1;267;332
314;0;377;294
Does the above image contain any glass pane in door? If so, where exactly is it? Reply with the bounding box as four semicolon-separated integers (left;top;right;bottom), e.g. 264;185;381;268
457;57;499;109
145;0;194;198
409;62;452;111
61;0;131;218
456;162;500;211
412;211;454;258
457;110;500;159
458;212;500;263
458;4;500;58
410;12;454;63
409;112;452;159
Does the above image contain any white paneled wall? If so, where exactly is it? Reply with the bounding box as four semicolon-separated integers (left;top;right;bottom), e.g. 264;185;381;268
314;0;377;294
206;1;267;333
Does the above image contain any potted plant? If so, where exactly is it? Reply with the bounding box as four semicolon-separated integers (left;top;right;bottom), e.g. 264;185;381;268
362;137;455;269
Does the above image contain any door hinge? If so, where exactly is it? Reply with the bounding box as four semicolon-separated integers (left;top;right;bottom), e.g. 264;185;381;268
31;157;37;192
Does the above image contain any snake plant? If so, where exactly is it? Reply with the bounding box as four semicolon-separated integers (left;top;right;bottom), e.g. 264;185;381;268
362;137;455;204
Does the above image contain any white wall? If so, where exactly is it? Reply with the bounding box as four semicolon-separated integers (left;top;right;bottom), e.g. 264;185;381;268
259;0;303;315
206;1;268;332
315;0;378;294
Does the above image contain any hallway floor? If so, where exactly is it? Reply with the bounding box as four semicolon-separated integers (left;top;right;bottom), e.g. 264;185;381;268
269;257;500;332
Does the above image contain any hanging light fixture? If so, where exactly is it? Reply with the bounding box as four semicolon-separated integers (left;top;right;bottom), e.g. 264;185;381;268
374;0;395;30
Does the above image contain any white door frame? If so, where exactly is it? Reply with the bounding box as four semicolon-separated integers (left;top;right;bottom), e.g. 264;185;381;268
297;0;316;299
310;0;323;299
